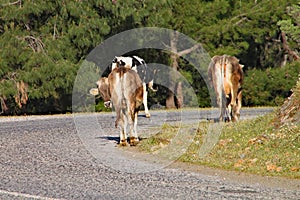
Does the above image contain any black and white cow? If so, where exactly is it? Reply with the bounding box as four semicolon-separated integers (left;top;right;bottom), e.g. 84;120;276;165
111;56;156;118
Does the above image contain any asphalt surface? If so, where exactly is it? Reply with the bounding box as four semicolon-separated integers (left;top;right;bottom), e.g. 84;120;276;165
1;108;299;199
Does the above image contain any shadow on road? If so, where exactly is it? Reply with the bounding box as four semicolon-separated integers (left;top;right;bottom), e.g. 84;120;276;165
96;136;119;143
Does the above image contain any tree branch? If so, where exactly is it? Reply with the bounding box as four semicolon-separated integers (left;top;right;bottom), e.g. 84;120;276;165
177;44;200;57
234;17;249;26
281;32;300;61
2;0;21;7
23;36;45;53
0;96;8;114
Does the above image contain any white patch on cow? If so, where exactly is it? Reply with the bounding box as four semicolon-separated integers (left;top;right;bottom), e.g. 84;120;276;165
111;62;117;71
142;82;150;118
104;101;112;108
115;74;122;103
132;55;144;63
114;56;133;69
131;66;137;72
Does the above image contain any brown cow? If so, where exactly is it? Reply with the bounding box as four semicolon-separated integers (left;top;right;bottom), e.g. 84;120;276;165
91;61;143;146
208;55;244;122
112;56;157;118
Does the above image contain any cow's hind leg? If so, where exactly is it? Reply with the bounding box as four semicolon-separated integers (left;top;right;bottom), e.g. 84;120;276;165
143;83;150;118
232;89;242;122
219;92;229;122
225;94;232;122
129;112;139;146
119;112;128;146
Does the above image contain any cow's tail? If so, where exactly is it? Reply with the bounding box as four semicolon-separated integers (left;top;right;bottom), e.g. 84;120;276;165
221;55;231;121
115;67;127;128
207;59;215;104
120;68;127;110
220;55;227;121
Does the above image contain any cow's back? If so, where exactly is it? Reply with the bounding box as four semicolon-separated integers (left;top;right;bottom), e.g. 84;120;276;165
109;67;143;102
209;55;243;93
109;67;143;123
122;69;143;109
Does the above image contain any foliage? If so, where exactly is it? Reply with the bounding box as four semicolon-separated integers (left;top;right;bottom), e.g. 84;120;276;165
0;0;299;114
243;62;300;106
0;0;147;114
95;100;111;112
194;0;299;68
277;3;300;57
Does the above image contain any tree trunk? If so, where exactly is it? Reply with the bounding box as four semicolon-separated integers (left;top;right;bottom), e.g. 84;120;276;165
175;81;183;108
166;31;179;109
281;32;300;62
165;31;200;109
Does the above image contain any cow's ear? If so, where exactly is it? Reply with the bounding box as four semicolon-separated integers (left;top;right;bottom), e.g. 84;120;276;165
240;64;244;68
113;57;118;63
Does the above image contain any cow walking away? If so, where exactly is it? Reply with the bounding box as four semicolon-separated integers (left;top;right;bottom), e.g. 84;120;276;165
92;61;144;146
208;55;244;122
112;56;156;118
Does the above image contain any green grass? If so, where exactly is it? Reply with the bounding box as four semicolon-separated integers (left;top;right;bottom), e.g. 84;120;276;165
138;113;300;178
139;123;180;152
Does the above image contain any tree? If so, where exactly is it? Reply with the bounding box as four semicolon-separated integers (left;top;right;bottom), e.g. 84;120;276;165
144;0;205;108
0;0;147;114
243;62;300;106
277;2;300;64
1;0;299;114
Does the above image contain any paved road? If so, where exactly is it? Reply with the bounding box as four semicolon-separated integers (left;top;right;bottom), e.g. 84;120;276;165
1;108;299;199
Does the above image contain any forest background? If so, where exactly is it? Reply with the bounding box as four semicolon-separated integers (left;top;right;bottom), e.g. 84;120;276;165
0;0;299;115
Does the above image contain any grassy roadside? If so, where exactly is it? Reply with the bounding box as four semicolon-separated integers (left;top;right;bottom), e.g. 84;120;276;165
139;78;300;178
138;112;300;179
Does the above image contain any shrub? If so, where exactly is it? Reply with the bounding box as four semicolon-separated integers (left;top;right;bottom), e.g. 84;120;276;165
243;62;300;106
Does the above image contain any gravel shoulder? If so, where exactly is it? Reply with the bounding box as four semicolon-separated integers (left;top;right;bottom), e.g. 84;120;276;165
168;161;300;190
121;141;300;191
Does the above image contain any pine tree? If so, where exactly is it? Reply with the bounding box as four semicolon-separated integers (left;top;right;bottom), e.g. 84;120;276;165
0;0;146;114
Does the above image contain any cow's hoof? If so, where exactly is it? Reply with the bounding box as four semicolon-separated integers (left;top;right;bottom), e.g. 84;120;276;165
130;137;139;146
145;113;151;118
119;139;129;146
224;116;231;122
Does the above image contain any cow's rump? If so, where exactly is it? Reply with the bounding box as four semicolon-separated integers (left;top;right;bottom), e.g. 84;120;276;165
109;67;143;127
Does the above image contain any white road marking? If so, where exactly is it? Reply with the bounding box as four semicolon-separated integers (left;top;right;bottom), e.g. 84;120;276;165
0;189;65;200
